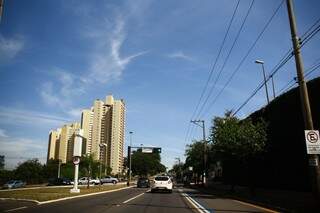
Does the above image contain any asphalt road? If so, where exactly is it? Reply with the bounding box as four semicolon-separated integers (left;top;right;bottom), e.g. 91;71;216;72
1;186;278;213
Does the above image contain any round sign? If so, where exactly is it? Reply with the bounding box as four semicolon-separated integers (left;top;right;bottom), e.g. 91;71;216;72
307;131;319;143
73;157;80;165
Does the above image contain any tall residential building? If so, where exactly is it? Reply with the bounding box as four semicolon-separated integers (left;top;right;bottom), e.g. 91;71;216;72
47;95;125;174
58;122;80;163
81;95;125;174
47;128;61;162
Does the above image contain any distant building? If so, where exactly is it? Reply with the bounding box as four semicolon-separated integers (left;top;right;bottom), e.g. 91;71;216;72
81;95;125;175
46;128;61;162
47;95;125;175
47;123;80;164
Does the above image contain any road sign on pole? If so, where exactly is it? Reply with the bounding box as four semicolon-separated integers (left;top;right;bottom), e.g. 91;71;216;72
305;130;320;155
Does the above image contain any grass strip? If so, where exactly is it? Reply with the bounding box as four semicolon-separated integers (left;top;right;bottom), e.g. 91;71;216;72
0;184;125;202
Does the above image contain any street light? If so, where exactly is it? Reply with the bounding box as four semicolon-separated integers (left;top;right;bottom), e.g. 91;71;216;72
255;60;270;104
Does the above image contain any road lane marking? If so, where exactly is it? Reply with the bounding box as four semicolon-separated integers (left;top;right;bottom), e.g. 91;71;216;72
232;199;280;213
182;193;210;213
122;192;145;204
5;206;27;212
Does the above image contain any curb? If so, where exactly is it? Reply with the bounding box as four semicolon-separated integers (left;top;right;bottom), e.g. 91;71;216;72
0;185;134;205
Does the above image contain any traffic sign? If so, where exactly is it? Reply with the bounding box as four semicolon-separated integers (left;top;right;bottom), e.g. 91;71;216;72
73;156;80;165
305;130;320;154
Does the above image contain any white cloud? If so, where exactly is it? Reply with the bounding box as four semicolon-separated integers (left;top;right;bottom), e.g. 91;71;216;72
0;128;8;137
40;68;86;110
0;34;24;61
0;106;70;127
89;16;147;83
167;51;194;61
0;136;47;169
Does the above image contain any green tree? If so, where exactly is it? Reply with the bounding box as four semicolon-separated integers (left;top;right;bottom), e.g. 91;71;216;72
79;154;100;188
185;140;206;183
131;151;165;176
0;155;4;170
43;159;59;179
15;159;44;184
210;111;267;192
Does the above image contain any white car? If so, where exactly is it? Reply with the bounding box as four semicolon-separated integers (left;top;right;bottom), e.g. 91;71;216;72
151;176;173;193
78;177;100;185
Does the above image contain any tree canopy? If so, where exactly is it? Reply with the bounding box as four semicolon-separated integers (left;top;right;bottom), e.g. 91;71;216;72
210;111;267;160
131;150;166;176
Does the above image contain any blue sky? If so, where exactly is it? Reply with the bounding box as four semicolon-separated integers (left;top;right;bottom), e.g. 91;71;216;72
0;0;319;169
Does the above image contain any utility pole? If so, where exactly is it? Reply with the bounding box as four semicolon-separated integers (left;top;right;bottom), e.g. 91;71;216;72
57;160;61;178
271;75;276;99
190;120;207;186
0;0;4;23
286;0;320;198
127;131;133;186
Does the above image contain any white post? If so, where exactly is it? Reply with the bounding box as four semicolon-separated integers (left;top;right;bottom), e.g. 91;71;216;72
71;163;80;193
70;129;83;193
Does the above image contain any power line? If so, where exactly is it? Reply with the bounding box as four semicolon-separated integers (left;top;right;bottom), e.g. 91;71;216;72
200;0;285;118
185;0;241;142
232;17;320;116
195;0;255;120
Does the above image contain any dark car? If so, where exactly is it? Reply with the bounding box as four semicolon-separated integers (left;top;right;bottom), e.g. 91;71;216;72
137;177;150;188
47;177;72;186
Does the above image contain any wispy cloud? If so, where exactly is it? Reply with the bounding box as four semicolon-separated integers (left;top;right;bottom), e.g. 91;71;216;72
0;106;71;126
0;128;8;138
0;34;24;62
89;16;147;83
40;68;86;110
167;51;194;61
0;136;47;169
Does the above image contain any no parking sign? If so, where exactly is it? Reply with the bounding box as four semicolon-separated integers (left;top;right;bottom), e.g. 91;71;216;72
305;130;320;154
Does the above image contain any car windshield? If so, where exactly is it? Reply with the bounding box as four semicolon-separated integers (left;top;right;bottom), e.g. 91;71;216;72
155;177;169;181
6;181;15;184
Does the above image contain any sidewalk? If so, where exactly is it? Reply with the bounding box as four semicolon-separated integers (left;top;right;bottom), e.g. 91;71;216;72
190;182;319;213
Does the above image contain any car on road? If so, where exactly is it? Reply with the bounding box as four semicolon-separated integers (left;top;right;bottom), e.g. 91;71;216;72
100;176;118;184
150;175;173;193
137;177;150;188
47;177;72;186
78;177;100;185
2;180;26;189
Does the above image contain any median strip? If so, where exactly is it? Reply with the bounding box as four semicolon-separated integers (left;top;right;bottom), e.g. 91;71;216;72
0;184;133;204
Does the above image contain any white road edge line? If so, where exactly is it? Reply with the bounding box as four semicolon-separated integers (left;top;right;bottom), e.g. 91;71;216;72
5;206;27;212
181;193;210;213
122;192;145;204
38;186;134;205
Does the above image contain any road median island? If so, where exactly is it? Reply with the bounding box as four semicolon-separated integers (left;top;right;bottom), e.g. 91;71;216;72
0;184;128;203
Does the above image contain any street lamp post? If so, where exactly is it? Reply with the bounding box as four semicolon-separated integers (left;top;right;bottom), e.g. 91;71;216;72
127;131;133;186
255;60;270;104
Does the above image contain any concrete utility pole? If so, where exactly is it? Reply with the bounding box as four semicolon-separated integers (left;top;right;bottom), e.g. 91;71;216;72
286;0;320;198
255;60;270;104
127;131;133;186
190;120;207;186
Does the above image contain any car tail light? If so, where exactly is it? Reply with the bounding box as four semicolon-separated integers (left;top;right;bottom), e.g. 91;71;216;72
168;179;172;184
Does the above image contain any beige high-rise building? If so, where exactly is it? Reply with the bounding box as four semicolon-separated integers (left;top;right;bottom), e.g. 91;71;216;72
81;95;125;174
47;95;125;174
58;122;80;163
47;128;61;162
